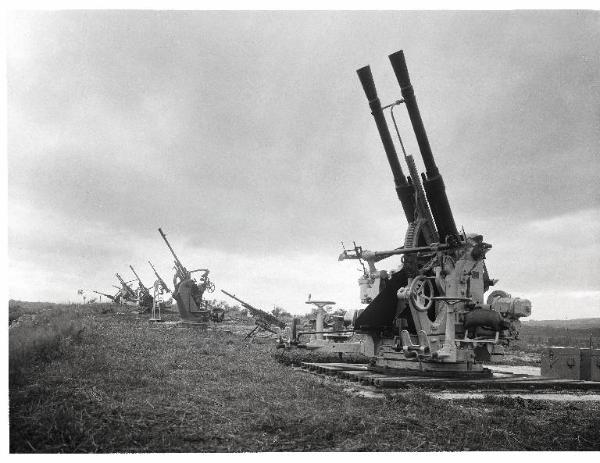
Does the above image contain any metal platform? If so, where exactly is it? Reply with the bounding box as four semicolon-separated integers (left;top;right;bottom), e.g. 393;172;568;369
300;362;600;391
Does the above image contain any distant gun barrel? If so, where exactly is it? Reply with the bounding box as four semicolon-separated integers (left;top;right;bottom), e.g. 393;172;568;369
221;290;286;329
221;289;255;311
158;228;178;262
115;273;136;298
158;227;189;278
115;272;127;286
129;265;147;290
388;50;458;241
148;260;171;293
92;290;117;301
356;65;416;223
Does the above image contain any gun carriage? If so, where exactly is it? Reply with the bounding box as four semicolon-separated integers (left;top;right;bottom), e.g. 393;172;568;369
339;50;532;377
158;228;223;324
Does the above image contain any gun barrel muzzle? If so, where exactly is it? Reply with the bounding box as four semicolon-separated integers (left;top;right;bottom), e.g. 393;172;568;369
356;65;415;223
388;50;438;179
388;50;458;240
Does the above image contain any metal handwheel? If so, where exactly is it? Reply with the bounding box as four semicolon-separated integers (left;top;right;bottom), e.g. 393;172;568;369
409;275;435;312
206;281;216;293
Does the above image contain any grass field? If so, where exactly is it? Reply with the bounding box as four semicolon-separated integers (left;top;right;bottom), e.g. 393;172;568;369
9;302;600;452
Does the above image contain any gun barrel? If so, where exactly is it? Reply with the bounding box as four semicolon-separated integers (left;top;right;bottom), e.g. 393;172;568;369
388;50;438;178
356;65;416;223
131;266;149;293
369;243;451;258
221;290;286;329
221;289;249;308
92;290;113;299
116;273;136;296
388;50;458;241
148;260;171;293
158;228;181;263
129;265;142;283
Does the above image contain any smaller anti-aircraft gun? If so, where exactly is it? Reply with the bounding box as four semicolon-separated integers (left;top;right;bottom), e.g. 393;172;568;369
115;273;138;303
158;228;222;324
221;290;286;340
130;265;154;313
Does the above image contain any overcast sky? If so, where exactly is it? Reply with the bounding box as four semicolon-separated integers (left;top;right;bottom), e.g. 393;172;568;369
7;10;600;319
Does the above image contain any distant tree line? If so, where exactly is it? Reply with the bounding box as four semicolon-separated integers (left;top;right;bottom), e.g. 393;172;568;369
205;299;349;323
518;325;600;348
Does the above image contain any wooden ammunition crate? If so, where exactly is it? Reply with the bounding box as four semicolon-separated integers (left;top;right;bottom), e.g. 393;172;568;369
540;347;581;380
580;348;600;382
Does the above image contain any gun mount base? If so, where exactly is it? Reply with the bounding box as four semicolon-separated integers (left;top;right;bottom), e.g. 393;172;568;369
173;278;212;325
137;293;154;315
178;311;211;325
372;356;492;378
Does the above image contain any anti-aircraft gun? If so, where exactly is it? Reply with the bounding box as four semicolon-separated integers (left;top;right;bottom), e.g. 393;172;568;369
115;273;138;304
339;50;531;377
221;290;286;340
158;228;222;324
129;265;154;313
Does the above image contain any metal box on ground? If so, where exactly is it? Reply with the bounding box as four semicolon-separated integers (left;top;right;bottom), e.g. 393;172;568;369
541;347;581;380
580;348;600;382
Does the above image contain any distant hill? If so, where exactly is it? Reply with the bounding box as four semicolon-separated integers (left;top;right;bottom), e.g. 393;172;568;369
523;318;600;329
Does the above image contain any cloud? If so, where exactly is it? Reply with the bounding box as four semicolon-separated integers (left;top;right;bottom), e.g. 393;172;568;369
526;290;600;320
7;10;600;320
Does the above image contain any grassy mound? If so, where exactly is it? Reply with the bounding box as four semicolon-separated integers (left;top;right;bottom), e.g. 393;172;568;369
9;305;91;386
9;303;600;452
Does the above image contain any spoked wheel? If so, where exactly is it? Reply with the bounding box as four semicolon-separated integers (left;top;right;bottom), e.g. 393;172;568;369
409;275;435;312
